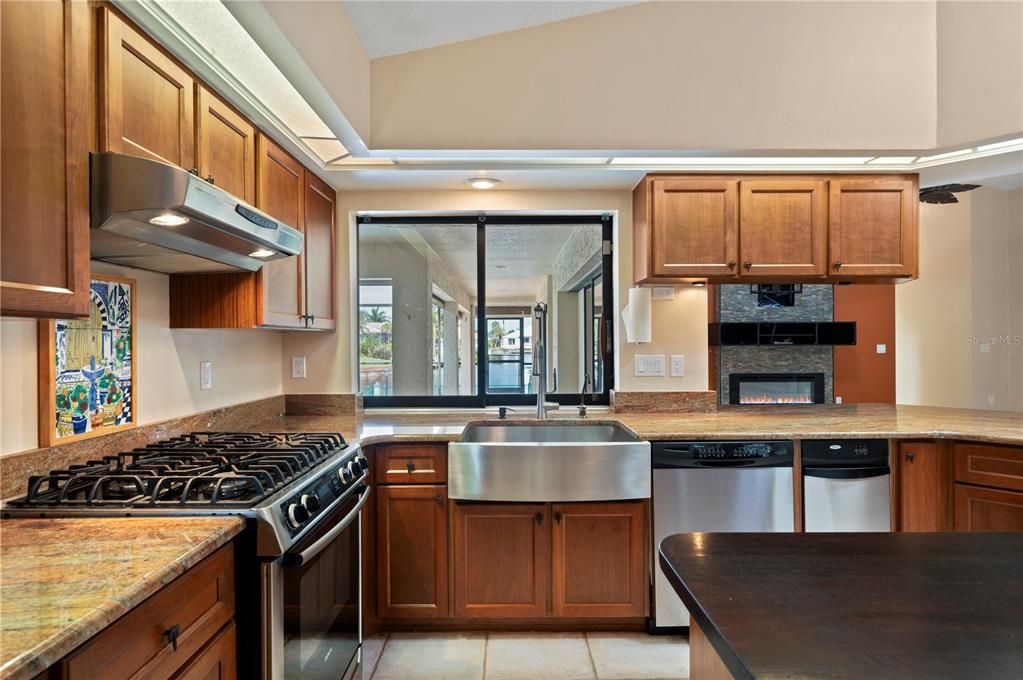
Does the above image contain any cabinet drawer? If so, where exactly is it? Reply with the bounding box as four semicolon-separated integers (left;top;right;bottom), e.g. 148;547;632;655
171;622;236;680
375;444;447;485
954;484;1023;532
953;442;1023;492
62;544;235;680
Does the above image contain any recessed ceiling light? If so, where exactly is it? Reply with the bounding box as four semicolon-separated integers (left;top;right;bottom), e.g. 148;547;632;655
915;148;974;163
149;212;189;227
867;156;918;164
465;177;501;190
976;137;1023;152
249;248;276;258
691;281;707;287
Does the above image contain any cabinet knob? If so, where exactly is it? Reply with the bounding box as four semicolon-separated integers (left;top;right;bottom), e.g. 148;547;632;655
833;261;843;270
205;175;215;185
188;167;200;176
534;512;543;526
727;260;736;269
554;511;562;524
406;461;416;473
435;496;443;507
163;624;181;651
906;451;916;462
743;261;752;271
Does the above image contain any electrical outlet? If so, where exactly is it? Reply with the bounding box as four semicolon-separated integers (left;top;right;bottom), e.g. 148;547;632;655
835;396;843;404
876;344;887;354
651;286;675;301
670;355;685;377
291;356;307;379
200;361;212;390
988;394;996;406
634;354;666;377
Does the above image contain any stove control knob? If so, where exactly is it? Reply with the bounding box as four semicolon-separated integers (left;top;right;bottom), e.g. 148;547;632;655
357;456;369;471
347;460;362;480
340;466;354;483
300;493;321;514
287;502;310;528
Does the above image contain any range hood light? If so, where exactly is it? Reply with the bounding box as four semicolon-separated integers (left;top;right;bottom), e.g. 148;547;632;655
465;177;501;190
249;248;276;258
149;212;190;227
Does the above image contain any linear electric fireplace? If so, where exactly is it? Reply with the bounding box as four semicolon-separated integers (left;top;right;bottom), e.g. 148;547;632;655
729;373;825;405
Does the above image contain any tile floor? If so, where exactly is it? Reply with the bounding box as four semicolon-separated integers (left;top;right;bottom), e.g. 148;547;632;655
362;631;689;680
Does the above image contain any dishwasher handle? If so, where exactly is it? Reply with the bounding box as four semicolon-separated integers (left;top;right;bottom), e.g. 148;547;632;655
803;465;890;480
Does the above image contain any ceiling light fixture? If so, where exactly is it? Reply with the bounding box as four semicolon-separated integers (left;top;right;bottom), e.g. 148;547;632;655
249;248;276;258
149;212;189;227
465;177;501;190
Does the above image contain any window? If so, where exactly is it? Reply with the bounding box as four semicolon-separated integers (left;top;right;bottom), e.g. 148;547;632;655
357;215;612;407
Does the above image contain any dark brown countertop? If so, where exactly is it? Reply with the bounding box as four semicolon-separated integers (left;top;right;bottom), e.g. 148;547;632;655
658;532;1023;680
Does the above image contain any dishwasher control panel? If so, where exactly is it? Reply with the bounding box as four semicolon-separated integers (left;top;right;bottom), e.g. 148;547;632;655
802;439;889;466
652;440;794;468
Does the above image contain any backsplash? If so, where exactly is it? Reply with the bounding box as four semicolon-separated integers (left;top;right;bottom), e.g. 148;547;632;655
717;284;834;405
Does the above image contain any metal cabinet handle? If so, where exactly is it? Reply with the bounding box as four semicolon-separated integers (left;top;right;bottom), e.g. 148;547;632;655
906;451;916;462
535;512;543;526
743;261;752;271
833;261;843;270
163;624;181;651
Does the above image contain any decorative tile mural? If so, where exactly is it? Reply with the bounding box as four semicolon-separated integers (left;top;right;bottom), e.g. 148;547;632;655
39;274;137;446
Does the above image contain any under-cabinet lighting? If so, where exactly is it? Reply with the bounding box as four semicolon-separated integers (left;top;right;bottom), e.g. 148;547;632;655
149;212;189;227
249;249;276;258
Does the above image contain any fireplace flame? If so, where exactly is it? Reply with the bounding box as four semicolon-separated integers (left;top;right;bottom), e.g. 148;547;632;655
739;395;814;405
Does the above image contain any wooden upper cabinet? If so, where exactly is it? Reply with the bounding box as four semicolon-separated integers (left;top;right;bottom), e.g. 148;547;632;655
256;135;306;328
551;501;647;618
898;441;949;532
648;179;739;278
196;86;255;202
1;0;91;318
739;180;826;277
376;485;448;619
303;172;337;330
452;503;548;619
100;8;195;170
829;177;918;278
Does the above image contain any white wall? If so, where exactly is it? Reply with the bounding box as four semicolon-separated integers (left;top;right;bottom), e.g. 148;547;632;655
897;187;1023;410
281;189;710;396
0;262;284;455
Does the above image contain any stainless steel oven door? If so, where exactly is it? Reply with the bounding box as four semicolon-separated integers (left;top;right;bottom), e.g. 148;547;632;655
263;483;370;680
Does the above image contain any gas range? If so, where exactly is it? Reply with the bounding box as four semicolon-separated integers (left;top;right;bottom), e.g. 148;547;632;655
1;431;369;556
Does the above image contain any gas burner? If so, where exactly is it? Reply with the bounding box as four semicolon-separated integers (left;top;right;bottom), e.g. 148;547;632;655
7;431;350;509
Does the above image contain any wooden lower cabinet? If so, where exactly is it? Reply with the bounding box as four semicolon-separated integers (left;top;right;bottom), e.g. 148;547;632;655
57;544;235;679
551;501;647;618
452;503;548;618
376;485;449;618
898;441;949;531
690;619;735;680
954;484;1023;531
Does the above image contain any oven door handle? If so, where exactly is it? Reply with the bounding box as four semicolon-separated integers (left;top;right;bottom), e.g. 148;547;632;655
281;484;371;568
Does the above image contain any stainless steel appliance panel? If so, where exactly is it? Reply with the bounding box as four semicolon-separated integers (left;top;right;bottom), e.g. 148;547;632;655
804;473;891;532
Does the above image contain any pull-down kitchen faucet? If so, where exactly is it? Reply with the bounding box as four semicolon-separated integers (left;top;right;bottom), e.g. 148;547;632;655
533;302;553;419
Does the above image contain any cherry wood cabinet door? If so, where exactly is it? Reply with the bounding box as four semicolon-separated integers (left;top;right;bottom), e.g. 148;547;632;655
452;503;548;619
899;442;949;532
954;484;1023;532
302;172;337;331
739;180;827;277
829;178;918;277
376;485;448;619
100;8;195;170
196;86;255;203
650;179;739;278
551;501;647;618
255;135;305;328
1;0;91;318
172;622;237;680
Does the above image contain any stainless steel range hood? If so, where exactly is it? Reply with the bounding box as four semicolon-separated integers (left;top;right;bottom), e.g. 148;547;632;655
90;152;303;273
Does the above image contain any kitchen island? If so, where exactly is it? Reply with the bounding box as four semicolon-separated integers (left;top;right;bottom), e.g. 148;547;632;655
658;532;1023;680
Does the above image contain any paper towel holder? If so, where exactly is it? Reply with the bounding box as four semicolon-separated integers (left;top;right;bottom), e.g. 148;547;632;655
621;286;652;344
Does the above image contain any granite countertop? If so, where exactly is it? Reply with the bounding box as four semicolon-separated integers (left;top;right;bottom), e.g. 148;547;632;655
658;532;1023;680
255;404;1023;446
0;517;244;680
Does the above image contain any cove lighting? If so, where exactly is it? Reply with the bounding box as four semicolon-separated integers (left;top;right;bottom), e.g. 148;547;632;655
609;157;874;165
976;137;1023;152
867;157;919;164
915;148;974;163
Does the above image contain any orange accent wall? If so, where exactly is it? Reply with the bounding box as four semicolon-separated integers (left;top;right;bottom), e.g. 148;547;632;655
834;285;896;404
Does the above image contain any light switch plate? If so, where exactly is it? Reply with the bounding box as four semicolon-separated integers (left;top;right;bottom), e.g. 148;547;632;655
670;355;685;377
292;356;307;379
200;361;212;391
634;354;666;377
651;286;675;301
876;344;887;354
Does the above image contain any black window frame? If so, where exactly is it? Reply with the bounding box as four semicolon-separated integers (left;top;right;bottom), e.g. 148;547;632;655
356;213;614;408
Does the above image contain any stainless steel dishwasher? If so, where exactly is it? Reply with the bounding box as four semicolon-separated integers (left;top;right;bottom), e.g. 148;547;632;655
652;440;795;630
803;439;891;532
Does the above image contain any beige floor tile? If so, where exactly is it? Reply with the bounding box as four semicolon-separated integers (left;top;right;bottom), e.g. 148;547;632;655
485;632;596;680
361;633;388;679
372;632;486;680
585;633;689;680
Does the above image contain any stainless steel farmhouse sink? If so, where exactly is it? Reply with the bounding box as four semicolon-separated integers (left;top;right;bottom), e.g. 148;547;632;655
448;422;651;502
